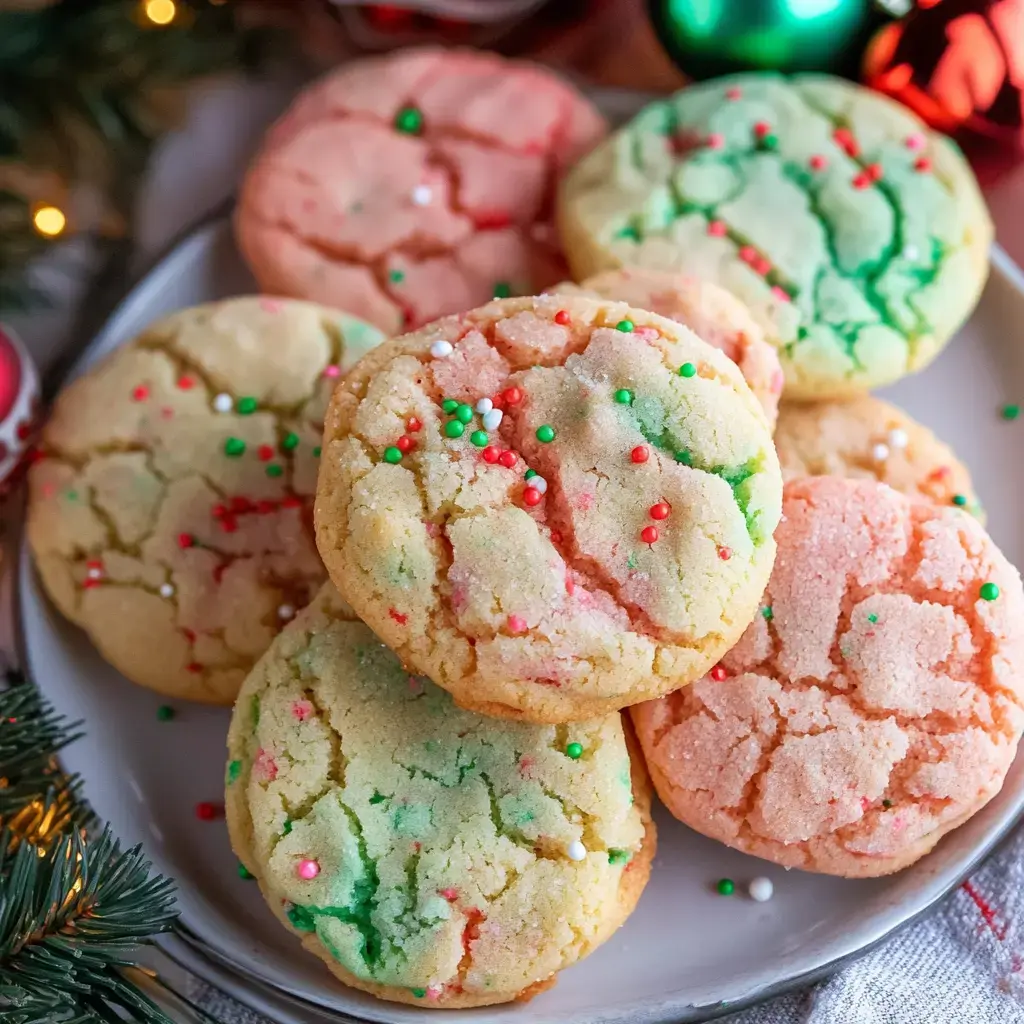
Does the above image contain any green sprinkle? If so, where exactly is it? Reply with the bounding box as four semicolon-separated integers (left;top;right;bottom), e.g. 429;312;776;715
226;760;242;784
389;269;405;284
614;388;634;405
224;437;246;457
627;552;638;570
673;450;692;465
312;445;321;457
281;432;299;452
525;469;537;480
369;791;387;805
394;106;423;134
867;613;878;624
470;430;488;447
383;446;403;464
442;398;459;413
615;319;634;333
492;281;512;299
444;420;465;439
679;362;697;378
760;134;779;150
615;224;640;242
266;464;283;478
980;582;1000;601
536;424;556;443
237;862;255;880
952;494;968;507
411;989;427;999
716;878;735;896
237;396;258;415
286;904;315;931
882;799;893;809
1002;403;1020;421
566;742;584;759
608;848;631;865
761;606;773;621
65;490;78;501
282;818;292;835
156;705;175;722
455;404;474;424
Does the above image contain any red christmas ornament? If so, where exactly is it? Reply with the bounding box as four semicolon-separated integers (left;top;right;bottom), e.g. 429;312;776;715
0;326;40;491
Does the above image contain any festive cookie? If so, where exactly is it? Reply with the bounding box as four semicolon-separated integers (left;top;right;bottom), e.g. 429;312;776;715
315;294;783;723
27;297;385;704
226;584;654;1009
555;268;782;427
775;395;982;519
632;476;1024;877
558;73;992;398
236;47;607;334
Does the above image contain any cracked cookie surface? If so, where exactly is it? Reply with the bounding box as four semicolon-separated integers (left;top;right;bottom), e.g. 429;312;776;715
558;73;992;398
775;395;981;519
236;47;606;334
632;476;1024;877
315;294;782;723
555;267;782;427
27;297;385;704
225;583;653;1009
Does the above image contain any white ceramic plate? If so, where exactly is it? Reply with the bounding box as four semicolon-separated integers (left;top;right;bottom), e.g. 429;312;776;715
16;216;1024;1024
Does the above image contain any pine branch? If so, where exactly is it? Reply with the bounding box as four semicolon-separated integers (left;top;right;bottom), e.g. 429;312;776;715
0;827;179;1024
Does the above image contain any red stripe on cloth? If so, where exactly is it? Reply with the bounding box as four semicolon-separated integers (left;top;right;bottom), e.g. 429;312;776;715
962;880;1008;941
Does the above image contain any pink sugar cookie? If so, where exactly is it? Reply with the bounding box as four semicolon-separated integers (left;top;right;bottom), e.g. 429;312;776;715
236;48;607;334
632;476;1024;877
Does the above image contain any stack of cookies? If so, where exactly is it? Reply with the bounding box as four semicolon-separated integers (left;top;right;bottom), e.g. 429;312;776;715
25;48;1024;1011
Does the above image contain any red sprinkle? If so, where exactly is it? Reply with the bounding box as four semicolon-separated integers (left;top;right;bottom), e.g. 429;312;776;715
833;127;860;157
706;132;724;149
258;444;274;462
650;502;670;520
550;530;563;544
867;162;883;182
132;385;149;402
753;121;771;138
752;257;771;276
640;525;659;544
212;564;228;584
440;888;459;902
281;496;303;508
389;608;408;625
809;154;828;171
498;450;517;469
82;578;101;589
914;157;932;173
707;220;727;237
230;497;251;514
406;416;422;432
718;546;732;560
177;533;194;549
523;487;542;507
474;210;511;230
256;499;276;514
725;87;742;100
709;665;728;682
502;386;522;406
554;309;571;326
630;445;649;464
482;445;500;464
182;628;196;643
195;801;222;821
187;662;203;674
771;286;791;303
508;614;527;634
212;503;227;518
739;246;757;264
220;517;238;534
177;376;194;390
396;434;415;453
852;172;870;189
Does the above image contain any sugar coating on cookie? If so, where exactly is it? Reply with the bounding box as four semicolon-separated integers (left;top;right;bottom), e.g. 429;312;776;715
558;73;992;398
225;584;653;1008
556;268;782;427
237;47;606;334
315;294;782;723
632;477;1024;877
27;297;385;704
775;395;982;519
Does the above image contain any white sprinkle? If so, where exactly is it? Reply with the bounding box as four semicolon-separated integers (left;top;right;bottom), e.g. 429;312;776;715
475;397;493;415
902;244;920;261
531;476;548;494
482;408;503;431
749;877;774;902
86;568;102;580
430;340;453;359
213;393;233;413
566;840;587;861
887;428;909;450
159;583;175;598
278;604;295;621
411;185;433;206
871;443;890;463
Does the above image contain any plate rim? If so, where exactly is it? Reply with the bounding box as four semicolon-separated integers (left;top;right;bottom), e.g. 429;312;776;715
14;209;1024;1024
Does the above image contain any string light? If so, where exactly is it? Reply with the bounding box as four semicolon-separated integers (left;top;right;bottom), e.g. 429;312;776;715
31;204;66;238
143;0;176;25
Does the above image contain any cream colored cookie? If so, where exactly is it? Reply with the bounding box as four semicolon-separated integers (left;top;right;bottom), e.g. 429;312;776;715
775;395;982;519
633;477;1024;877
555;268;782;427
315;294;782;723
226;584;654;1009
27;297;385;704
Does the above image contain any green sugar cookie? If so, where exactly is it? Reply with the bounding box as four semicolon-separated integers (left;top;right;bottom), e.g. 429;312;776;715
558;73;992;398
225;585;654;1009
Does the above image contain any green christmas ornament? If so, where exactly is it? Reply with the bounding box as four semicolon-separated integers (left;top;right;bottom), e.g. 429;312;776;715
648;0;885;79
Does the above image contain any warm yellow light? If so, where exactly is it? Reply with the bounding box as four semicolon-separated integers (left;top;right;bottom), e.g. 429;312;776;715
144;0;176;25
32;204;66;238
